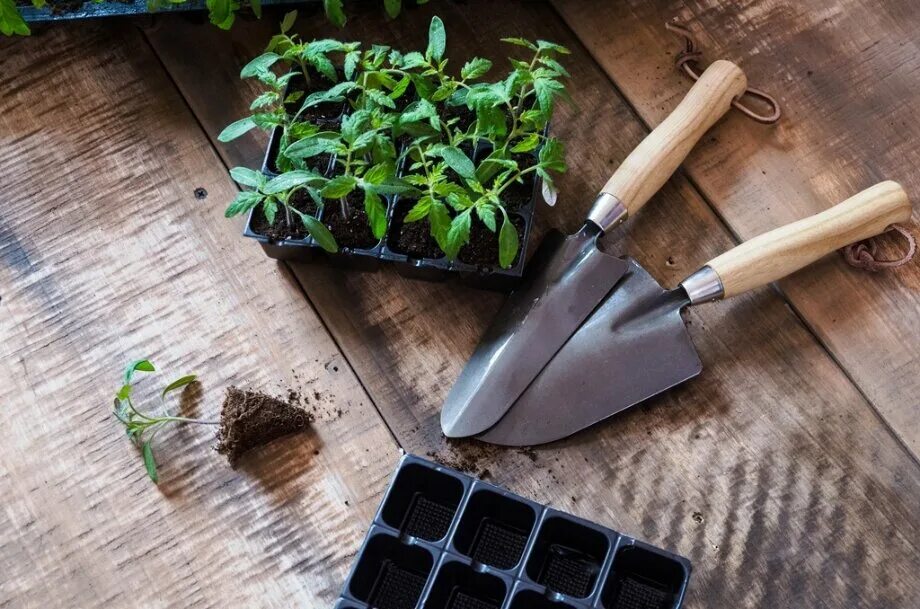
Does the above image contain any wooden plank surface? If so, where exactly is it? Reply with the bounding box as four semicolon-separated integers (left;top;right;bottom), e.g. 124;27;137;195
552;0;920;457
0;23;400;608
146;2;920;607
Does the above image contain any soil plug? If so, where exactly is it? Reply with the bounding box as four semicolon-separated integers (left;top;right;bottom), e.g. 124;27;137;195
216;387;313;467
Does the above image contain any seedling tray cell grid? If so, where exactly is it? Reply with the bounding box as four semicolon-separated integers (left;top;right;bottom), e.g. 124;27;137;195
337;455;692;608
245;125;541;292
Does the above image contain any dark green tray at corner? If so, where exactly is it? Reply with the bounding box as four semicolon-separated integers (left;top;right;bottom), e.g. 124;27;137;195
20;0;304;23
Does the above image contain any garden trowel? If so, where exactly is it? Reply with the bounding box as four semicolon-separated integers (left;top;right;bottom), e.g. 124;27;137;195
441;60;748;438
476;181;911;445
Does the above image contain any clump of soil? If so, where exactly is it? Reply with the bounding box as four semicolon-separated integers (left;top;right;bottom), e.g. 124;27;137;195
459;214;525;267
389;200;443;259
250;189;317;241
216;387;313;467
324;191;380;249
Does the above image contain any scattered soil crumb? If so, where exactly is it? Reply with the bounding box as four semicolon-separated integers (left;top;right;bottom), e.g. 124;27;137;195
216;387;313;467
692;511;704;524
424;437;541;480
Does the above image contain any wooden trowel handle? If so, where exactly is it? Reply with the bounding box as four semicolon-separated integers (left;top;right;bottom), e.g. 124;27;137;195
589;60;747;232
692;181;911;300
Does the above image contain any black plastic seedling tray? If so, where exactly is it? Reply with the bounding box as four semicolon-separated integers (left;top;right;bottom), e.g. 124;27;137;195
245;124;539;292
336;455;692;609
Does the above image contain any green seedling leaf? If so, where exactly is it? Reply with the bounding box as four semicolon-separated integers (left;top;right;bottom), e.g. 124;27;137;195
321;175;357;199
263;199;278;225
444;209;471;260
498;210;519;269
511;133;541;153
264;170;322;195
501;37;538;51
284;134;340;159
1;0;30;36
240;52;279;78
124;359;155;384
439;146;476;180
537;40;571;54
298;214;338;252
426;16;446;61
364;190;388;239
405;197;432;222
142;442;158;484
344;50;361;80
116;384;132;401
324;0;345;27
461;57;492;80
383;0;400;18
229;166;265;188
218;117;257;142
533;77;565;117
541;179;558;207
280;9;296;32
225;191;264;217
429;200;452;251
401;51;427;69
161;375;197;399
476;205;496;232
365;89;397;109
206;0;234;29
538;137;566;172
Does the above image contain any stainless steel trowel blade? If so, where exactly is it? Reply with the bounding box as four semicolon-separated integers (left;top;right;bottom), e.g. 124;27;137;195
440;223;630;438
478;259;703;446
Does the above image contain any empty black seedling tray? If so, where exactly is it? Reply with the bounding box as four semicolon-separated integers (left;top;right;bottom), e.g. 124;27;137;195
244;123;539;292
337;455;692;608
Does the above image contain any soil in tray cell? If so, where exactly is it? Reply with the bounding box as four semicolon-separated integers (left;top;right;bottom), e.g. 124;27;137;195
458;215;525;268
285;70;345;125
250;189;317;241
601;546;685;609
442;104;477;133
388;199;443;259
381;463;464;543
323;191;380;250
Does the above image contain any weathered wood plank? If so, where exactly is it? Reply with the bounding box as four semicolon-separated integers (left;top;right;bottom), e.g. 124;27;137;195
0;23;399;608
552;0;920;457
148;3;920;607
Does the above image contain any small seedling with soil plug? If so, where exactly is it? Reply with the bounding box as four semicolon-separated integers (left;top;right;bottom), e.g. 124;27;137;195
112;359;212;484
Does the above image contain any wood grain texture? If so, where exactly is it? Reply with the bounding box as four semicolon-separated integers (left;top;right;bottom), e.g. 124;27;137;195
147;3;920;607
553;0;920;457
709;181;911;297
603;60;746;218
0;23;399;608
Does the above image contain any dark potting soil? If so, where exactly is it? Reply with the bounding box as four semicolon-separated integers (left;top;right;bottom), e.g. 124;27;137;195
216;387;313;467
459;215;525;268
284;71;345;125
324;191;379;249
499;175;535;211
250;189;317;241
442;104;476;132
390;200;442;259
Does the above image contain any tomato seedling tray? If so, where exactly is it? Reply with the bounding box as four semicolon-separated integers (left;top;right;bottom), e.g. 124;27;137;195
335;454;692;609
